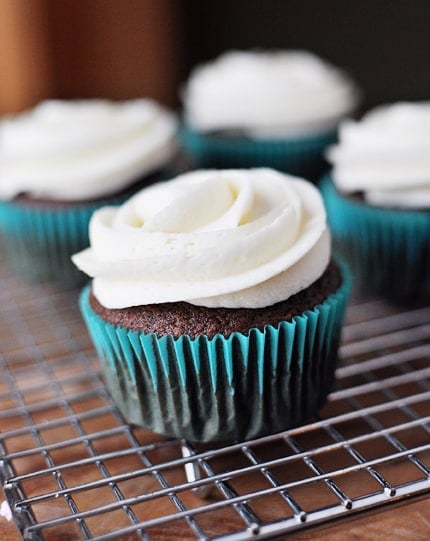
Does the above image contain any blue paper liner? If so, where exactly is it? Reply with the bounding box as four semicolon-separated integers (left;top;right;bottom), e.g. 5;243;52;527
0;199;108;286
180;123;337;181
79;260;352;442
0;169;175;287
321;175;430;302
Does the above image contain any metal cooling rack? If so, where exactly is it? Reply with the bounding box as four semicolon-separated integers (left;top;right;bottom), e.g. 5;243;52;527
0;261;429;541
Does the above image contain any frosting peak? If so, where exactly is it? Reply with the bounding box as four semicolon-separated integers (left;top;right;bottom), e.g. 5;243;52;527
0;99;177;201
72;168;330;309
183;50;359;137
328;102;430;208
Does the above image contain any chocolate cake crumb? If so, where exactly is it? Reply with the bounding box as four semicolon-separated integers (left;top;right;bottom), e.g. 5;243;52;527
89;261;342;339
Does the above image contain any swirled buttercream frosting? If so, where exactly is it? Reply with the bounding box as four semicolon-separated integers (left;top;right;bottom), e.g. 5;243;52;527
0;99;177;201
328;102;430;208
72;168;330;309
183;50;358;137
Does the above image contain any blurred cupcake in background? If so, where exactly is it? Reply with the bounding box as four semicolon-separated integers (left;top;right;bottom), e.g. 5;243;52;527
322;102;430;302
181;50;359;180
73;168;352;442
0;98;177;286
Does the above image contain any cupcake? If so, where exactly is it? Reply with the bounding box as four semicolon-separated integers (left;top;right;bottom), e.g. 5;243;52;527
181;50;359;180
0;98;177;286
73;168;351;443
322;102;430;302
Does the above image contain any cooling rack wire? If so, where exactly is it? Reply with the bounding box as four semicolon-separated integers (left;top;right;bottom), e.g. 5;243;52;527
0;260;429;540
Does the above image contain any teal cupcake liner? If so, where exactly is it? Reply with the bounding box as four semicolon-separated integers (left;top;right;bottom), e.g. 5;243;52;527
0;169;175;287
180;123;337;181
0;189;135;287
0;199;98;286
321;175;430;302
79;260;351;443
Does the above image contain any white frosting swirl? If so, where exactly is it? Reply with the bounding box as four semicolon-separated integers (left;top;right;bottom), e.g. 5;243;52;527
72;168;330;309
183;50;359;137
0;99;177;201
328;102;430;208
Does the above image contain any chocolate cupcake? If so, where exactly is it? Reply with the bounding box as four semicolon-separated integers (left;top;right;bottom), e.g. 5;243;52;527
181;50;359;181
73;168;352;442
322;102;430;302
0;99;177;286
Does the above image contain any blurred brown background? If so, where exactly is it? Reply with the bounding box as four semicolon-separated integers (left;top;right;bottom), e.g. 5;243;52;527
1;0;430;115
0;0;184;113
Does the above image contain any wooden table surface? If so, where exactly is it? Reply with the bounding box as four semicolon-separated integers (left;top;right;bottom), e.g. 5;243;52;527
1;487;429;540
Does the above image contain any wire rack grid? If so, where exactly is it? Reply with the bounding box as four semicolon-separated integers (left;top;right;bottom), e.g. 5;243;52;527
0;261;429;541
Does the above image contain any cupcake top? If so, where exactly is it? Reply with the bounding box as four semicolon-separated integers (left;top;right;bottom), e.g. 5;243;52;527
328;102;430;208
72;168;330;309
0;99;177;201
182;50;359;138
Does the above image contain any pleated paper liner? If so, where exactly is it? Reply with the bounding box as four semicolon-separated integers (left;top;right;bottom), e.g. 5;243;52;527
79;259;352;443
0;199;101;286
181;124;336;182
0;169;176;287
321;175;430;303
